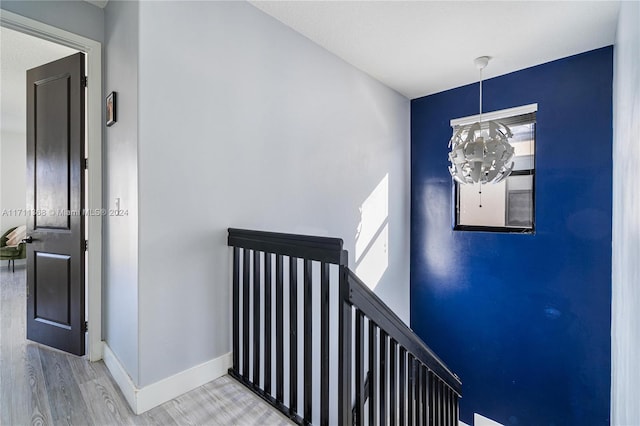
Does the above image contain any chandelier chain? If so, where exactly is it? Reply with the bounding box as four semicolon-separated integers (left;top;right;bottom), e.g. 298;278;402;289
479;67;483;122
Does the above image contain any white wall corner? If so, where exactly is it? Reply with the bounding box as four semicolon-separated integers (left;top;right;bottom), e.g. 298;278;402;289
102;343;232;414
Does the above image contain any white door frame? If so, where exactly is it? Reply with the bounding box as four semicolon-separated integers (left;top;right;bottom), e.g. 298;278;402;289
0;10;103;361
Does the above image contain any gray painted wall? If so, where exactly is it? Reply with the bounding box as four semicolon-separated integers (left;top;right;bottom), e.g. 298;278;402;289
0;130;26;231
104;0;140;385
611;1;640;424
0;0;104;43
136;1;410;386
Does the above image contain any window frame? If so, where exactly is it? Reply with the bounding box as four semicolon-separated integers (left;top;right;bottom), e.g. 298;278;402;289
451;106;537;234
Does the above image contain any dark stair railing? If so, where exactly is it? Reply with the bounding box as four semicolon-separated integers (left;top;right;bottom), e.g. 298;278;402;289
340;269;462;425
227;228;461;425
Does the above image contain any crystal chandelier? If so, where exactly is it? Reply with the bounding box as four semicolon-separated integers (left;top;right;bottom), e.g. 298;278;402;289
448;57;515;185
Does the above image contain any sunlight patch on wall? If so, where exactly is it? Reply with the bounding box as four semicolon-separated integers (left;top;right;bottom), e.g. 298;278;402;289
355;174;389;290
422;183;458;288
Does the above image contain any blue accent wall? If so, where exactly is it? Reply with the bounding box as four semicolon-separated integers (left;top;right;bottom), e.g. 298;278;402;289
410;47;612;426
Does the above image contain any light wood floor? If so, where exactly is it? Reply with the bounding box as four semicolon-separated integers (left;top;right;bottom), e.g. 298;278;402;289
0;264;292;426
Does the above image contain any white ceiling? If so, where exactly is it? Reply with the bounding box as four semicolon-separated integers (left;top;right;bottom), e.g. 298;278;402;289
0;26;78;134
250;1;621;99
1;0;621;132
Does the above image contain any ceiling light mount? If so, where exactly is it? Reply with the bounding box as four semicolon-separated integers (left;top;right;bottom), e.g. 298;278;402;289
474;56;490;70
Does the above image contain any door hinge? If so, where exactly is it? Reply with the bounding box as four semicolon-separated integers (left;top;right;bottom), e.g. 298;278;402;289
83;158;88;169
81;76;88;87
82;321;88;333
84;240;88;251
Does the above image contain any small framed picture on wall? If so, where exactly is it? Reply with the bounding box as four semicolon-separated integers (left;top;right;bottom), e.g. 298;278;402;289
106;91;116;127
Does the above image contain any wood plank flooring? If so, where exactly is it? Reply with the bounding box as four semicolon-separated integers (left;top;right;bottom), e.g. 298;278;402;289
0;264;292;425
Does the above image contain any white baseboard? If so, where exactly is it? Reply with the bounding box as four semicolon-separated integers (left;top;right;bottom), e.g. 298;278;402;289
474;413;505;426
136;350;233;413
102;342;232;414
102;343;138;411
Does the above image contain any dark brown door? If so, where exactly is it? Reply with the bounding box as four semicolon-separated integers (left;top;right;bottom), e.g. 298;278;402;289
25;52;86;356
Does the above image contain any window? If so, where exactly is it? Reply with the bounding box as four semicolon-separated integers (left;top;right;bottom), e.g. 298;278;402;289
453;107;536;233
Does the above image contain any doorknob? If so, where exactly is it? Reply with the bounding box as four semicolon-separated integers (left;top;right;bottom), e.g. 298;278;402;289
22;236;35;244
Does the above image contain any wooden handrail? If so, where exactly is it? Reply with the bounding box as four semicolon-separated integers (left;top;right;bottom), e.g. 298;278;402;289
228;228;348;265
345;269;462;395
